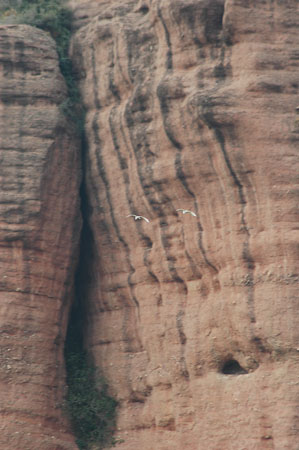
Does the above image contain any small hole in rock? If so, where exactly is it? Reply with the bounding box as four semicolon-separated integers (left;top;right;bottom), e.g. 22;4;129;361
139;6;149;15
221;359;247;375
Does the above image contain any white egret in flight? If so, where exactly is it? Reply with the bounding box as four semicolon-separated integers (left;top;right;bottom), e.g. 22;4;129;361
176;209;197;217
127;214;150;223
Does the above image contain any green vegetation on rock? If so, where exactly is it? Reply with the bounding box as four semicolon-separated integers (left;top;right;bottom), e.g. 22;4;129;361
65;309;118;450
0;0;84;131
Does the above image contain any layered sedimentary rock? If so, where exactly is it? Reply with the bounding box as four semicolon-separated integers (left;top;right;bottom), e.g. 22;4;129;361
70;0;299;448
0;25;81;449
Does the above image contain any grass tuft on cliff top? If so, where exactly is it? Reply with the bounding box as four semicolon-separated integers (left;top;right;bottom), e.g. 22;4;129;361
0;0;84;131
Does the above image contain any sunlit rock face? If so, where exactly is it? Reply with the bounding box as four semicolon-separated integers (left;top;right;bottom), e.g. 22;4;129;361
0;25;81;449
69;0;299;448
0;0;297;448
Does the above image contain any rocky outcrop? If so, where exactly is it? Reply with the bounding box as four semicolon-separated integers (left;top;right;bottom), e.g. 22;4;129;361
69;0;299;448
0;25;81;449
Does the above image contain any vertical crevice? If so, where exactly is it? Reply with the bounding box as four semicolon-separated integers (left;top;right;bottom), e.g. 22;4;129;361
157;0;173;70
201;108;256;324
64;135;118;449
62;10;118;447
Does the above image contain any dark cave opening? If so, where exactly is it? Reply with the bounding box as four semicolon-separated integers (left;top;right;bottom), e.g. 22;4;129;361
139;6;149;15
221;359;248;375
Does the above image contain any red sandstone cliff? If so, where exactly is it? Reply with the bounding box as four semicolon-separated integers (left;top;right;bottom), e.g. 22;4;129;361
0;25;81;449
0;0;298;449
69;0;299;448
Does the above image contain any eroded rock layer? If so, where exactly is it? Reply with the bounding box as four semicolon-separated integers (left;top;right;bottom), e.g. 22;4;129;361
70;0;299;448
0;25;81;449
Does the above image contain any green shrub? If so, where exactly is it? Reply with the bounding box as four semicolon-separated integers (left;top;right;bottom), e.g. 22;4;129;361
0;1;71;58
64;305;118;450
65;347;118;449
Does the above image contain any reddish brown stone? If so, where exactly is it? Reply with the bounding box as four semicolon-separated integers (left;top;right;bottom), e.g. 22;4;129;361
0;25;81;449
69;0;299;448
1;0;299;447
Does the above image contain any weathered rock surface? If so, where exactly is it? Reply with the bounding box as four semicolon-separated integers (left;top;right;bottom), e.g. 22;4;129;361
70;0;299;448
0;25;81;449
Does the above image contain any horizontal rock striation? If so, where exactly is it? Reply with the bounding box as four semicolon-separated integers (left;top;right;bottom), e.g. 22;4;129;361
0;25;81;449
70;0;299;448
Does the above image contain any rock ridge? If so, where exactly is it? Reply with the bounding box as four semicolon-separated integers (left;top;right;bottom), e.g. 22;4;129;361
0;24;81;449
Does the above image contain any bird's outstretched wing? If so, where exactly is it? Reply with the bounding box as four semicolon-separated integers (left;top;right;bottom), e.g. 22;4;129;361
127;214;149;223
176;209;197;216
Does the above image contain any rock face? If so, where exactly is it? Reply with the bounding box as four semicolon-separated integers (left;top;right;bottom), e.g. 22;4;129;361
1;1;298;449
0;25;81;449
70;0;299;448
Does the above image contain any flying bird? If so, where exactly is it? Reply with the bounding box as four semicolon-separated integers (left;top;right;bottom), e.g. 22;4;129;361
176;209;197;217
127;214;150;223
